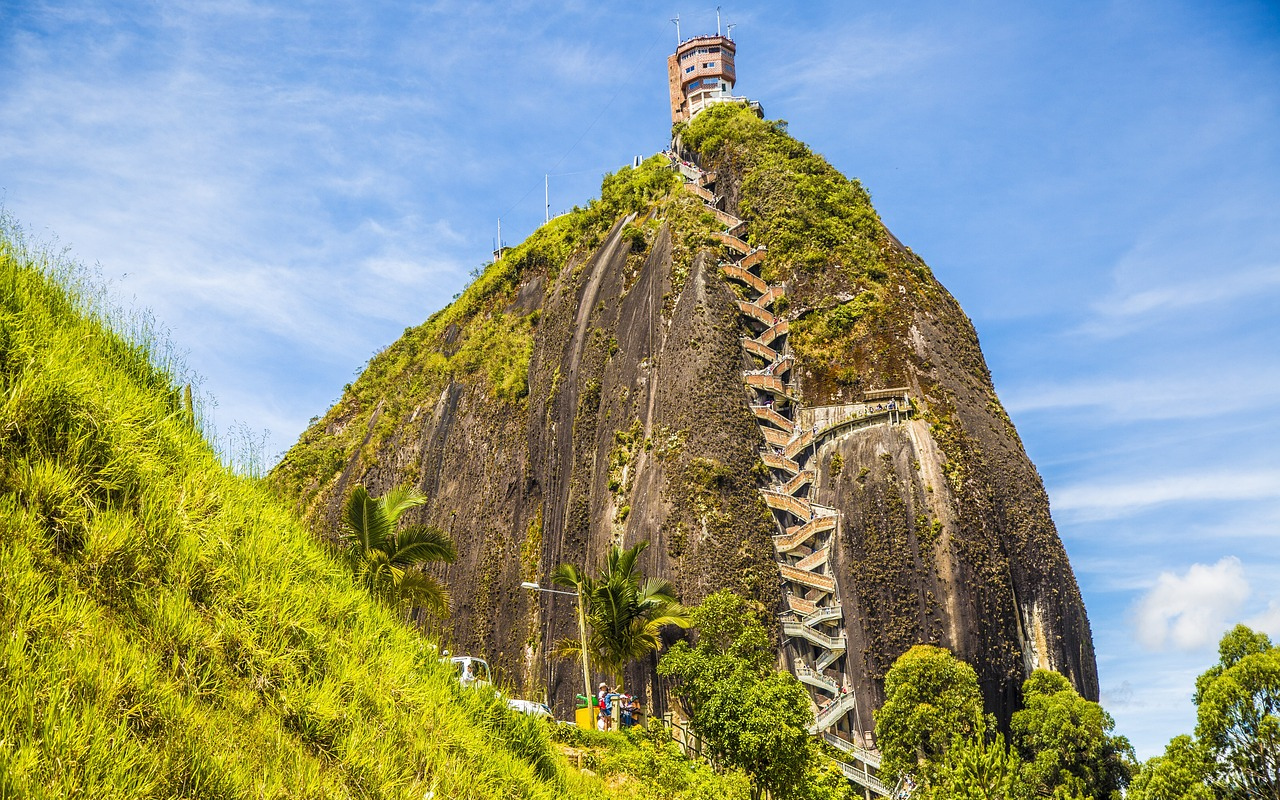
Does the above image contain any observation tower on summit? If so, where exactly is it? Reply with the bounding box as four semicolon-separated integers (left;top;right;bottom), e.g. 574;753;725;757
666;17;761;125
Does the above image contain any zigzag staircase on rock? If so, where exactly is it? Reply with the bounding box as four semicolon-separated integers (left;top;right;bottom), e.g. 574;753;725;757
671;154;913;798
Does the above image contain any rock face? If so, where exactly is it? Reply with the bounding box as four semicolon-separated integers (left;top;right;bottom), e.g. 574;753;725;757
270;106;1097;729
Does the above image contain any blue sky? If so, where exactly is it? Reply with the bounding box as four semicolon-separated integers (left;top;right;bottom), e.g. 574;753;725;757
3;0;1277;757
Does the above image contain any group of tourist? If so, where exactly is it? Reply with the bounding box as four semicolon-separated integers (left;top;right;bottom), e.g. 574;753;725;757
595;683;641;731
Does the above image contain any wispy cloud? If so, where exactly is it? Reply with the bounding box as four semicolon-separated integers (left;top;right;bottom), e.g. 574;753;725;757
1092;265;1280;321
1246;600;1280;639
1051;469;1280;521
1004;369;1280;421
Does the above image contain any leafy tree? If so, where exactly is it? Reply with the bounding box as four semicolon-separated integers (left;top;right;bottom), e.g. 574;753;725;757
1193;624;1280;799
1128;735;1215;800
658;590;819;800
1010;669;1134;800
874;645;984;785
553;541;690;683
923;716;1026;800
341;484;456;614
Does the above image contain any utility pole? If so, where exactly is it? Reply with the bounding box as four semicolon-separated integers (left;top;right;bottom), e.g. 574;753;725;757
521;582;594;727
545;174;550;223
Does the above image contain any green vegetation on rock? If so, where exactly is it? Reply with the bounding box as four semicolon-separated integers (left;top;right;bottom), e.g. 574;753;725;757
680;103;928;400
270;154;691;516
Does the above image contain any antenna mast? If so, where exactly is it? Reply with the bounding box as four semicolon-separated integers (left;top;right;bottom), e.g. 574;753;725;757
727;23;736;40
545;174;550;223
671;14;681;44
716;6;721;36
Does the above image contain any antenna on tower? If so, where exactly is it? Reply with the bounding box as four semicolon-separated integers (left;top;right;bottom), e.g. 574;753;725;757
727;23;736;40
671;14;681;44
716;6;722;36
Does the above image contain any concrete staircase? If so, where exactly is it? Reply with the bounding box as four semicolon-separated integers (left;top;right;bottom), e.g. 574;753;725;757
670;154;913;798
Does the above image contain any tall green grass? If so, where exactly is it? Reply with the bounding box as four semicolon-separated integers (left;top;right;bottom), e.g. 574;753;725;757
0;212;615;798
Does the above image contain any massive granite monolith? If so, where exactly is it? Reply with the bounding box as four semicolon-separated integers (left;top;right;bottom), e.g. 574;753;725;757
270;105;1097;734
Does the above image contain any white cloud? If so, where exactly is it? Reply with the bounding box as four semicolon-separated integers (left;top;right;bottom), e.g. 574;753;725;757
1246;600;1280;640
1100;680;1135;708
1132;557;1251;651
1051;470;1280;521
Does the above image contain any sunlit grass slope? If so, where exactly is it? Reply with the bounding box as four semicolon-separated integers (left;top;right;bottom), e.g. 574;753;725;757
0;216;606;798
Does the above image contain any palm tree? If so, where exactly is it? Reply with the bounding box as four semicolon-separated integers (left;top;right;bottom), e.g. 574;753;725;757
342;484;456;615
552;541;690;684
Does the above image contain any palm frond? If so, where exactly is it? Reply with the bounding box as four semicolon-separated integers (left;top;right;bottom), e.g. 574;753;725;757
343;485;394;554
397;570;449;616
379;485;428;523
392;525;457;567
551;637;583;662
551;563;589;591
638;577;679;605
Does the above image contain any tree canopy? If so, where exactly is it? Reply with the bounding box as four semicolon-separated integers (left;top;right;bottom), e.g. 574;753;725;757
552;541;690;685
1011;670;1133;800
874;645;984;784
658;590;824;800
875;649;1133;800
1193;624;1280;799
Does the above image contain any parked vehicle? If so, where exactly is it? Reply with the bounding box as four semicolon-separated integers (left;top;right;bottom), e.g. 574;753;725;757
449;655;491;688
506;699;553;719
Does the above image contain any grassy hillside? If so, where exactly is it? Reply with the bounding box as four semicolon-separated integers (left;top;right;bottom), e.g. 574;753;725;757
0;214;625;798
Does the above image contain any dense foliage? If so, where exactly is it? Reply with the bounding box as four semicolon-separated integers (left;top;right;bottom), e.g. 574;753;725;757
1011;670;1133;799
0;215;631;798
1193;625;1280;798
874;645;985;783
1128;625;1280;800
875;646;1133;800
659;591;852;800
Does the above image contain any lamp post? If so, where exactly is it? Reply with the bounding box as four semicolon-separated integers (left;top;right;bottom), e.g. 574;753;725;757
520;581;593;716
